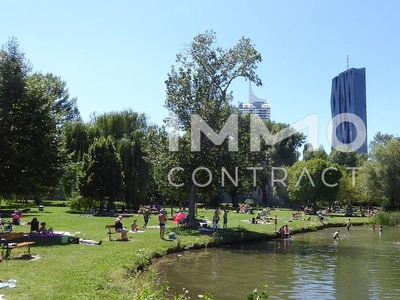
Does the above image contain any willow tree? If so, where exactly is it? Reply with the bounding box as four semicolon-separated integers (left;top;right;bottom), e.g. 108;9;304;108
63;110;150;208
148;30;263;227
61;121;98;198
93;110;150;208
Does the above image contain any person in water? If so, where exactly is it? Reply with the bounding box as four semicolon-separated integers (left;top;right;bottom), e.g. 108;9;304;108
333;229;340;239
346;219;351;233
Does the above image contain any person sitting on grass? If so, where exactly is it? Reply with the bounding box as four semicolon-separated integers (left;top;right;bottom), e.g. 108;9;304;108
30;217;39;233
130;219;143;232
39;222;53;234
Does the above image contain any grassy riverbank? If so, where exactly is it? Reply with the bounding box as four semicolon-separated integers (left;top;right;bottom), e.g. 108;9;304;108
0;203;371;300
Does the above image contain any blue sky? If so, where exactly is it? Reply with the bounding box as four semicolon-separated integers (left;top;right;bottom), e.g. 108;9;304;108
1;0;399;153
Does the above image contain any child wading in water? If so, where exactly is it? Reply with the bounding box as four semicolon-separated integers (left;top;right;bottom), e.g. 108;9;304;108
333;229;340;240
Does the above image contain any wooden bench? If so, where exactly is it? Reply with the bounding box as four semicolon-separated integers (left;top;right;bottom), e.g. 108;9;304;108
0;232;35;258
105;224;120;241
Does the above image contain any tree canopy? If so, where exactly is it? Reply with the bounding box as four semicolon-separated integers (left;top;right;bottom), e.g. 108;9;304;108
145;31;264;227
0;38;79;200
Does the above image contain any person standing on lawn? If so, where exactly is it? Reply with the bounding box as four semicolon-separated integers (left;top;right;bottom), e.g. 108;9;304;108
223;209;228;229
158;209;167;239
273;215;278;232
142;206;151;228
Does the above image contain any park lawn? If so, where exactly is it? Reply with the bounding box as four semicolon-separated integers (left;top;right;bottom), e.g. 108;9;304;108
0;203;371;300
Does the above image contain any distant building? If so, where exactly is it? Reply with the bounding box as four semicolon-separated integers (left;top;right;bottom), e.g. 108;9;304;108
330;67;368;154
238;82;271;120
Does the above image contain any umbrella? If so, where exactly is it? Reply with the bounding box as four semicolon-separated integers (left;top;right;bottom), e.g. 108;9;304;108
173;212;187;223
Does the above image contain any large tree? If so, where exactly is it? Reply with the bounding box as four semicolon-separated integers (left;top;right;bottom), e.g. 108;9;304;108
148;30;263;227
0;38;79;200
61;121;97;198
328;145;358;167
363;139;400;210
302;144;328;161
79;136;125;210
63;110;150;208
287;158;342;208
252;120;305;204
92;110;150;208
369;132;394;152
0;37;31;197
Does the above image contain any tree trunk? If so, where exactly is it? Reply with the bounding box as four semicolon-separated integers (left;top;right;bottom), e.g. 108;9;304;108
107;198;114;212
260;180;268;205
231;189;238;208
187;182;197;228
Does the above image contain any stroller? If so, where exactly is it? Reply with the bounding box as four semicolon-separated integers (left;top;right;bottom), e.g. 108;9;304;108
0;218;13;233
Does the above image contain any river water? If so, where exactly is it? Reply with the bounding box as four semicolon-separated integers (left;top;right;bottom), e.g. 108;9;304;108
154;225;400;299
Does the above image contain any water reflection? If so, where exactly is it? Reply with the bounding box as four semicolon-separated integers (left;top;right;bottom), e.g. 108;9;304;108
155;226;400;300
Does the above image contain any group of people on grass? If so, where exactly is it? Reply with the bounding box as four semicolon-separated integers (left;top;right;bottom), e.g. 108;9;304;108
17;205;399;247
113;208;168;240
212;207;229;231
30;218;54;234
29;217;102;245
12;209;24;225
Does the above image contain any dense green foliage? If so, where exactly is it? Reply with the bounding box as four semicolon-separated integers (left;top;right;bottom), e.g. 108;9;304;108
0;38;78;201
287;159;342;207
373;211;400;226
62;110;151;210
79;136;125;209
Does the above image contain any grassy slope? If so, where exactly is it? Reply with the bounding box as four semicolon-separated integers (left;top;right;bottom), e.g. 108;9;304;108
0;203;371;300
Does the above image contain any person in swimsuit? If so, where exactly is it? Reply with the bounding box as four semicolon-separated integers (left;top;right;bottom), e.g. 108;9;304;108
143;206;151;228
158;209;167;239
333;229;340;240
39;222;53;234
346;219;351;233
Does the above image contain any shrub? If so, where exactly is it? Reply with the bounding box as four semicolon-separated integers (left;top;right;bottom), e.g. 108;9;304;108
69;193;96;211
374;211;400;226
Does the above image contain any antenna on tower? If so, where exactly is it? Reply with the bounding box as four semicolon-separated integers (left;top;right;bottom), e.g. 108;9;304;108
347;55;349;69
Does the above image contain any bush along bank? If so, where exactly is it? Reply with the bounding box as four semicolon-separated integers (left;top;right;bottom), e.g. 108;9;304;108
373;211;400;226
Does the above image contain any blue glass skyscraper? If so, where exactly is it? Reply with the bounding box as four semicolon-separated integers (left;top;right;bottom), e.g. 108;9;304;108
330;67;367;154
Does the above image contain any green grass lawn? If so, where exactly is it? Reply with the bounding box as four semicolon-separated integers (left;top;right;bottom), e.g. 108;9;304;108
0;203;371;300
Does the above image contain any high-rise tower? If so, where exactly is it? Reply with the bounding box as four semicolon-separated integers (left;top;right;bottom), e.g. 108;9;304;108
330;67;367;153
238;82;271;120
